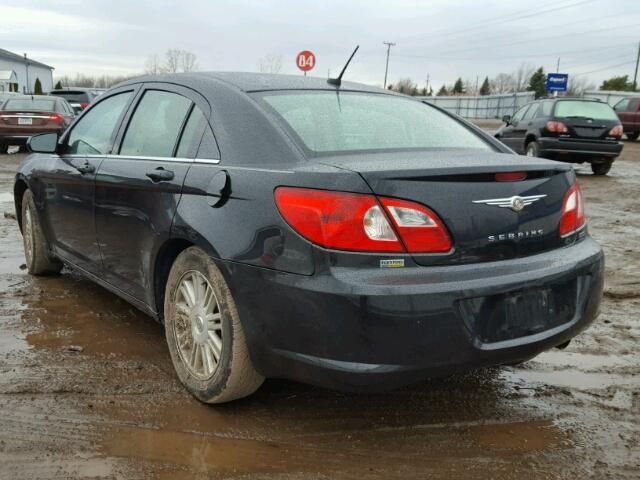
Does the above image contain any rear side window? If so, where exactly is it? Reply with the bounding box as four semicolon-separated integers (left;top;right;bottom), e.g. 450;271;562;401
51;92;90;103
511;104;531;123
538;101;553;117
523;103;538;120
4;98;56;111
120;90;192;158
554;101;618;121
176;106;207;158
260;91;491;155
66;91;132;154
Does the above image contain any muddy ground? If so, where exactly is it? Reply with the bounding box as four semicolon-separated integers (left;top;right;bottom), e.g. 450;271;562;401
0;138;638;479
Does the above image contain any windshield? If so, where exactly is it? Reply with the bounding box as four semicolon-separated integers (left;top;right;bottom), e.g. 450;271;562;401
3;98;56;111
259;91;492;155
554;101;618;121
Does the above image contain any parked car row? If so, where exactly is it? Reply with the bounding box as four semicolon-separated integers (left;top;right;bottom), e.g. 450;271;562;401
0;87;105;153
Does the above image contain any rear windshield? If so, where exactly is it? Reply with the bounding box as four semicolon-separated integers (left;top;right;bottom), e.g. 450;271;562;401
50;92;90;103
3;98;56;111
554;101;618;121
259;91;492;155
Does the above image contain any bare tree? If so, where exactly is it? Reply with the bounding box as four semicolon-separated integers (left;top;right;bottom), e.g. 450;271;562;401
490;73;514;94
180;51;199;72
164;49;182;73
259;54;283;74
512;63;535;92
144;54;162;75
392;78;418;95
566;76;595;96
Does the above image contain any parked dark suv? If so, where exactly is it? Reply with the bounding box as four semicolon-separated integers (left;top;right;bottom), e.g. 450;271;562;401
495;98;623;175
48;87;105;114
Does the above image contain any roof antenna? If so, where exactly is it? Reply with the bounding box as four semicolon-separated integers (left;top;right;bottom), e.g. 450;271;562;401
327;45;359;87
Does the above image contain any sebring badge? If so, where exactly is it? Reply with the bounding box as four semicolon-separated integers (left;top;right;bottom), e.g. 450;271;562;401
472;194;546;212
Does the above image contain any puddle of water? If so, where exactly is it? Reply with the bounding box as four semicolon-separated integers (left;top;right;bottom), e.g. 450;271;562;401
503;369;640;390
533;350;638;369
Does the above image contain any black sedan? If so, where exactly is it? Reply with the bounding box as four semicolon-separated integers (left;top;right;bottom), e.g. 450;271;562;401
14;73;604;403
495;97;623;175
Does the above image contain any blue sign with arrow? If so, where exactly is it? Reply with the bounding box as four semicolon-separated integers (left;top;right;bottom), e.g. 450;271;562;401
546;73;569;92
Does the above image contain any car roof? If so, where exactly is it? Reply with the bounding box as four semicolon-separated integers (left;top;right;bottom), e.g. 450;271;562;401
118;71;395;95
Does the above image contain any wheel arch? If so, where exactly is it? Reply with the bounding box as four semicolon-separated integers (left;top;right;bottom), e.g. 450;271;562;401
13;177;29;232
524;133;537;149
152;237;195;321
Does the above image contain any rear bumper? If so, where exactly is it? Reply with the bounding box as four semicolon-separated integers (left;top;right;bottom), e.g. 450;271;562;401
539;137;623;159
226;237;604;392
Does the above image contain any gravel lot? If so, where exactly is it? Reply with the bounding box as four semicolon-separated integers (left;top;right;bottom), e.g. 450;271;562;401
0;138;638;479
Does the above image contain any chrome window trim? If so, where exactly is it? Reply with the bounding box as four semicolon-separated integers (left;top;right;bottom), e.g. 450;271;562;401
57;153;220;164
0;114;55;119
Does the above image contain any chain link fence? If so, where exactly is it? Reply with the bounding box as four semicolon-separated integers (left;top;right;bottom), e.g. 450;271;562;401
582;90;640;106
418;92;535;119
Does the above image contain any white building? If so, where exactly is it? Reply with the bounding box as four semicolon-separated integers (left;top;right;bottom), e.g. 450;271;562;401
0;48;54;94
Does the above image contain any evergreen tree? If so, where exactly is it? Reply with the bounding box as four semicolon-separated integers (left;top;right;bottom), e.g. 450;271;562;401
54;80;63;90
452;77;464;94
437;85;448;96
600;75;633;91
479;76;491;95
527;67;546;98
33;78;43;95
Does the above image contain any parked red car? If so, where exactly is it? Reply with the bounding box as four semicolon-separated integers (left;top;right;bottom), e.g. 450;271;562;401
613;96;640;141
0;95;75;153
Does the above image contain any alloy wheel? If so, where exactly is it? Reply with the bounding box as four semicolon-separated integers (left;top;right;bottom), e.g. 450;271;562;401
173;270;223;380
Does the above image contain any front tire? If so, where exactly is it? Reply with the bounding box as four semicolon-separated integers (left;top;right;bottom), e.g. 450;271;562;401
525;141;540;157
164;246;264;404
591;160;612;176
21;190;63;275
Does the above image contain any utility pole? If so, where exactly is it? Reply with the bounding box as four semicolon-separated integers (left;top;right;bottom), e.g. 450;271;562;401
383;41;396;89
426;73;430;95
475;75;479;95
633;41;640;91
556;57;560;73
24;53;30;94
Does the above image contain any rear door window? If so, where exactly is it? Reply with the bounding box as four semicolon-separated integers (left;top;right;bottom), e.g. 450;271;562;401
120;90;192;158
523;103;538;120
614;98;630;112
511;105;531;123
66;91;133;154
176;105;207;158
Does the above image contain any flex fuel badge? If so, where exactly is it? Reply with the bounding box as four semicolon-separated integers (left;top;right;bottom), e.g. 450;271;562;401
380;259;405;268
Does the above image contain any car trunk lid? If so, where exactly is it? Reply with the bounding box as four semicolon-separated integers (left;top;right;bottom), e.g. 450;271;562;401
559;116;618;140
0;110;58;128
319;150;575;266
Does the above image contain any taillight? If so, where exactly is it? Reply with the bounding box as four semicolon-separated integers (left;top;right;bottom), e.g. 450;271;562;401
559;183;585;238
80;103;89;109
48;114;64;124
608;125;623;137
274;187;452;253
546;121;568;133
495;172;526;182
274;187;403;252
380;197;452;252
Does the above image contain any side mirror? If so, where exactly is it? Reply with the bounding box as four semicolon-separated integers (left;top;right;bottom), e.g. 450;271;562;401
27;133;59;154
502;114;511;125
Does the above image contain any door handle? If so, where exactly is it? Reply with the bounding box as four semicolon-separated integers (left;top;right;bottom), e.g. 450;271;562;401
75;162;95;174
146;167;174;182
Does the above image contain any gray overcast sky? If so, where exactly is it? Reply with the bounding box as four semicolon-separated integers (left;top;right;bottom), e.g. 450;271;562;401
1;0;639;89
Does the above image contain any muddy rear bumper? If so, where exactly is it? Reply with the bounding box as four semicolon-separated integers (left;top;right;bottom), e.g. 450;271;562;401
227;237;604;392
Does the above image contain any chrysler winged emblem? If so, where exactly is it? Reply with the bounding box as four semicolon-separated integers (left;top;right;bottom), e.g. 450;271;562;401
472;194;546;212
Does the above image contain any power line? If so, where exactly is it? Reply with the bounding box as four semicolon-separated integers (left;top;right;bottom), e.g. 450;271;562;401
572;60;637;76
421;0;598;39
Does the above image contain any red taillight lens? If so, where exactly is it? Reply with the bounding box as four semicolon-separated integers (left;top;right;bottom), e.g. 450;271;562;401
559;183;586;237
546;121;568;133
274;187;452;253
609;125;623;137
48;114;64;124
274;187;403;252
380;197;452;253
495;172;526;182
80;103;89;109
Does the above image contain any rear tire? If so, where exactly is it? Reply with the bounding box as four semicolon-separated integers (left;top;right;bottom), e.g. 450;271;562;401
525;141;540;157
591;160;612;176
626;131;639;141
21;190;63;275
163;246;264;404
0;142;7;154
